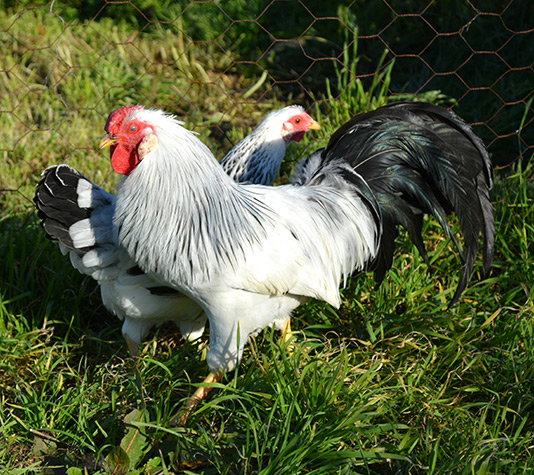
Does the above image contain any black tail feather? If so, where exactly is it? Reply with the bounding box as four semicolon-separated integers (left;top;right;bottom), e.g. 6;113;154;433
320;101;494;306
34;165;111;250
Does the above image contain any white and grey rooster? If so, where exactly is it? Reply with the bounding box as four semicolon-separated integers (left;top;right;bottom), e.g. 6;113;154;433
82;101;493;417
34;106;320;355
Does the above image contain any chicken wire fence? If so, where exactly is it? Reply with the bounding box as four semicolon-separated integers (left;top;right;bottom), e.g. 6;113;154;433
1;0;533;211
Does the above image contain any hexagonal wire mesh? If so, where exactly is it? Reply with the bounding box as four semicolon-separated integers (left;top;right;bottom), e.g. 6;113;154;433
1;0;533;210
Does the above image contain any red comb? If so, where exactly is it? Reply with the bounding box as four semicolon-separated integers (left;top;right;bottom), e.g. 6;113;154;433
105;105;143;132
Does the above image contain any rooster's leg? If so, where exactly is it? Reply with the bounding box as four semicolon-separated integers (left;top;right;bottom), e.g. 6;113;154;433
173;371;223;426
280;316;295;353
280;316;293;344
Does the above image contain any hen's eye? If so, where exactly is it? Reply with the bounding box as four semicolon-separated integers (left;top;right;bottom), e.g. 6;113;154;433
295;118;301;124
129;125;137;132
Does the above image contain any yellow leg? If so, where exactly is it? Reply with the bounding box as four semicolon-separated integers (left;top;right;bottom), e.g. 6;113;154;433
172;371;223;426
280;316;294;353
280;316;292;343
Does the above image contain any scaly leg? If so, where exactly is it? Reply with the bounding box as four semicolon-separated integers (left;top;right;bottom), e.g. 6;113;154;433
172;371;223;426
280;316;294;353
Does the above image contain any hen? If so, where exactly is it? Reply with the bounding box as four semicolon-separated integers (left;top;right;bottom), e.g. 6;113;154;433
97;102;493;415
34;106;320;355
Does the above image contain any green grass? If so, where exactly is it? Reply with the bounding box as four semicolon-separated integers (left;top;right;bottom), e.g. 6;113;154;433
0;6;294;212
2;165;534;473
2;4;534;475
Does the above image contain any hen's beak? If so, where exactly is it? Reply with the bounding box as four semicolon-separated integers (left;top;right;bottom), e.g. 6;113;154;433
307;119;321;131
99;133;118;149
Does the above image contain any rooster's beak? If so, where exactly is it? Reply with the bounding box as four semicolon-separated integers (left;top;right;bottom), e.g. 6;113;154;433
100;133;118;149
307;119;321;131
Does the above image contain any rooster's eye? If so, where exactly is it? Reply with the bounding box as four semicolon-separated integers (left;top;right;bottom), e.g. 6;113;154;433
295;118;301;124
129;125;137;132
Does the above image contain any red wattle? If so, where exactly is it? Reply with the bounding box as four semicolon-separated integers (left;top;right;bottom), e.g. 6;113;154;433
110;142;139;176
291;131;306;143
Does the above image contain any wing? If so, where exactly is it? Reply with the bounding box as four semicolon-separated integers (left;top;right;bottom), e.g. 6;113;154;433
212;180;380;308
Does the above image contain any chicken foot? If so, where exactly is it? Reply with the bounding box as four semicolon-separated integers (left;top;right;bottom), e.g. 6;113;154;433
171;371;223;426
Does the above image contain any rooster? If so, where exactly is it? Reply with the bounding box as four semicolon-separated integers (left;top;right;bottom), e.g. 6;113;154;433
34;106;320;355
96;101;493;417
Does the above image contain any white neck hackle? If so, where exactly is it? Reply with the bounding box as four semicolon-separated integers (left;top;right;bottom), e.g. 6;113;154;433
113;109;272;288
220;105;306;185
